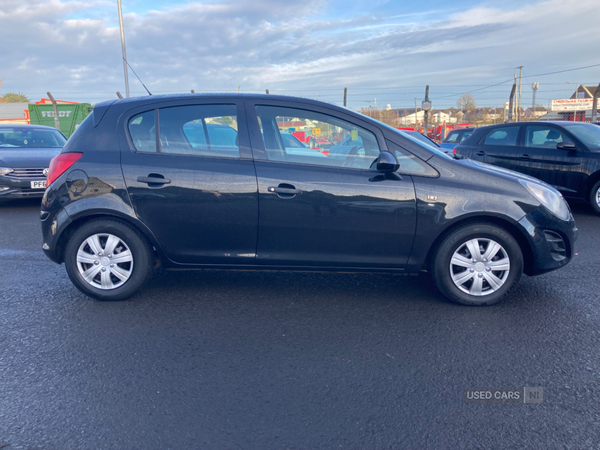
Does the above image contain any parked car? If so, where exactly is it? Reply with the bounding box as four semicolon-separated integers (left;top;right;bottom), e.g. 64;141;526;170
440;128;474;150
455;121;600;214
41;94;577;305
0;125;67;201
279;132;327;158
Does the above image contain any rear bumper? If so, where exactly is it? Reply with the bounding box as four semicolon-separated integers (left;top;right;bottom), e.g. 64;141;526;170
519;207;578;276
0;176;47;199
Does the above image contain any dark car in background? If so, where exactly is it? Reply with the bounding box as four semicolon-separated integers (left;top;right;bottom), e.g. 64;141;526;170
0;125;67;201
41;94;577;306
440;127;474;151
403;130;441;148
455;121;600;214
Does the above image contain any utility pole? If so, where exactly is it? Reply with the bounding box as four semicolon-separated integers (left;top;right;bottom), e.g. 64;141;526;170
423;85;430;134
46;92;61;131
117;0;130;98
516;66;523;122
343;87;347;107
531;82;539;120
238;86;240;93
414;98;418;131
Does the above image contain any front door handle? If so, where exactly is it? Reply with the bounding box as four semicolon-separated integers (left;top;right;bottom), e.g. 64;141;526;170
137;176;171;185
519;154;531;160
476;151;486;156
267;184;301;198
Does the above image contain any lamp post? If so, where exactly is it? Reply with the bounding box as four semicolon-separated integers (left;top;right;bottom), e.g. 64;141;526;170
117;0;130;98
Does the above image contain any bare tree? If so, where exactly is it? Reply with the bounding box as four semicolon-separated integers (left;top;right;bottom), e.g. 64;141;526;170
457;93;477;110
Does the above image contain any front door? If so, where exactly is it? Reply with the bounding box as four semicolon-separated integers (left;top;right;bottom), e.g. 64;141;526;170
247;102;417;269
119;101;259;265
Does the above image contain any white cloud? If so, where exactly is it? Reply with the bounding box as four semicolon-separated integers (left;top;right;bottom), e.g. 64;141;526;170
0;0;597;108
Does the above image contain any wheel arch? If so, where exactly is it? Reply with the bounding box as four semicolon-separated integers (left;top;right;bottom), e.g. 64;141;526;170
584;170;600;202
424;215;535;276
54;210;166;265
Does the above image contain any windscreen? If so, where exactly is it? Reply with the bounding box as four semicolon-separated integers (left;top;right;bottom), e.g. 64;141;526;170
0;127;67;148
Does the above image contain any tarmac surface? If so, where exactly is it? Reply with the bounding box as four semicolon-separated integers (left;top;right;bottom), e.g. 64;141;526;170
0;198;599;449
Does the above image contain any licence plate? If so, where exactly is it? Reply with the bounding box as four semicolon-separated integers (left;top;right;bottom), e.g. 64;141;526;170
31;180;47;189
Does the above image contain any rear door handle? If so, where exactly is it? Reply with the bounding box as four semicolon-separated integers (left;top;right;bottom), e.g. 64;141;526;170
519;154;531;160
267;184;301;198
137;176;171;185
476;151;486;156
268;186;301;195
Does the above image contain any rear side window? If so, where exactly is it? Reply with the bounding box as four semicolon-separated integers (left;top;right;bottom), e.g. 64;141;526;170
128;104;239;158
460;131;472;142
444;131;461;143
483;127;519;146
160;105;239;157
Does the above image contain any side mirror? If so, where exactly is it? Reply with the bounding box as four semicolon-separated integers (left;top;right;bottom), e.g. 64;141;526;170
556;142;576;150
377;151;400;172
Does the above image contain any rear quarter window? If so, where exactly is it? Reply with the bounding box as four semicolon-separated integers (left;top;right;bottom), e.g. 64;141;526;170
483;127;519;146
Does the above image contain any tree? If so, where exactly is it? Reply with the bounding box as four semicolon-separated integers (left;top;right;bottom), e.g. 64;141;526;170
457;93;476;110
0;93;30;103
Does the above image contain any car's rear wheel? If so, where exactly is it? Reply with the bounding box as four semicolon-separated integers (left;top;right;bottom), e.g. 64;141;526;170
431;223;523;306
589;180;600;215
64;219;154;300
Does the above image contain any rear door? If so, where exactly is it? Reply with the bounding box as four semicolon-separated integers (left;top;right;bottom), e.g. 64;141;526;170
119;99;259;265
513;124;588;196
468;125;523;170
246;100;417;269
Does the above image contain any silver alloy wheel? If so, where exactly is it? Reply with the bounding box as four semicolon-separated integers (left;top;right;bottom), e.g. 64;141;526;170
596;186;600;208
449;238;510;296
76;233;134;290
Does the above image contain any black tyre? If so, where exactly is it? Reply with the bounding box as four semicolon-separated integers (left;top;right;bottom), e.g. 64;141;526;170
431;223;523;306
590;180;600;215
64;219;154;300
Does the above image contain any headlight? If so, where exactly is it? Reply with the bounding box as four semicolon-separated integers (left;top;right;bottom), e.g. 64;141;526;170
519;179;570;221
0;167;14;176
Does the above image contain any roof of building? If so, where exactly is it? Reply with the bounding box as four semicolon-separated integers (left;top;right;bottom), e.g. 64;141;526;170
0;103;29;120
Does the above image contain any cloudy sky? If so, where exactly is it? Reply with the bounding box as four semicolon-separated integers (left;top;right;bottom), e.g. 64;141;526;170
1;0;599;109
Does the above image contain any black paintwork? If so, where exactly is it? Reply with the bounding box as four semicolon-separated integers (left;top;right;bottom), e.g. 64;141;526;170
40;94;577;278
455;121;600;201
0;125;64;199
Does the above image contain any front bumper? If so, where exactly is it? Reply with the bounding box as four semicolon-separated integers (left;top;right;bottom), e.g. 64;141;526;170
518;206;578;276
0;176;47;199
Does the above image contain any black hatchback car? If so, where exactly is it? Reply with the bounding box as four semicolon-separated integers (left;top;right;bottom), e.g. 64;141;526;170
40;94;577;306
455;121;600;214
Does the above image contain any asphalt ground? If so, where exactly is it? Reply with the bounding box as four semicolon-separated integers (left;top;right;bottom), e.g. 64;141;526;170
0;198;599;449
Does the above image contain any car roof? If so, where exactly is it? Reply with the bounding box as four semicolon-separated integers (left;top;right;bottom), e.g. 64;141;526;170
0;124;60;131
94;93;358;118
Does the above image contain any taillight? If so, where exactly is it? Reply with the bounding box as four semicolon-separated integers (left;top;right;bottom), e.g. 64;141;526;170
452;148;457;153
46;153;83;187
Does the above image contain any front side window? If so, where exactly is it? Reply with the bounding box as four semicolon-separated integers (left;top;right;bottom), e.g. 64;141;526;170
128;105;239;158
483;127;519;146
0;127;66;148
255;105;380;170
525;126;570;149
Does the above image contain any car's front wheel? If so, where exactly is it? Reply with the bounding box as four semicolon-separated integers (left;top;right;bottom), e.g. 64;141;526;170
589;180;600;215
64;219;154;300
431;223;523;306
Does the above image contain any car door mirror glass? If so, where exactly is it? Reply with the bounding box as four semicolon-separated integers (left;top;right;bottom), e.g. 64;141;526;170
376;151;399;172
